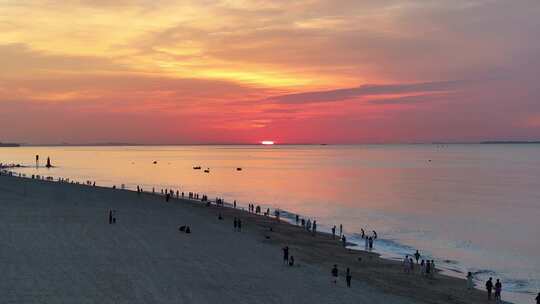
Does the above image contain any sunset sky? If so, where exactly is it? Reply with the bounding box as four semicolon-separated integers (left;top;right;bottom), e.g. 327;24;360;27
1;0;539;144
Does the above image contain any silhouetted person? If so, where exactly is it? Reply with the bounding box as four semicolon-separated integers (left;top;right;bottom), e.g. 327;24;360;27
233;200;236;208
368;236;374;249
331;265;338;283
342;235;347;247
312;220;317;236
339;224;343;237
295;215;299;224
46;157;52;168
237;219;242;232
414;250;421;264
108;209;112;224
486;277;493;300
346;268;351;287
331;225;336;239
536;292;539;304
494;279;502;302
466;272;474;289
282;246;289;264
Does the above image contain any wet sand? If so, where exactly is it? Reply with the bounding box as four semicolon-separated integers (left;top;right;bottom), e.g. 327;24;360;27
0;174;497;303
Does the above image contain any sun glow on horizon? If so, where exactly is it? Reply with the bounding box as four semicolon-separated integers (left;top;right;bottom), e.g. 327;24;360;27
261;140;275;145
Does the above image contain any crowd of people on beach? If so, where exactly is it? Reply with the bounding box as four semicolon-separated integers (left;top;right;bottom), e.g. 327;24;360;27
4;167;540;303
402;251;437;279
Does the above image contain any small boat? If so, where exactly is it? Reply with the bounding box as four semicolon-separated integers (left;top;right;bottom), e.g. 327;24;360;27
193;166;201;170
236;167;242;171
204;168;210;173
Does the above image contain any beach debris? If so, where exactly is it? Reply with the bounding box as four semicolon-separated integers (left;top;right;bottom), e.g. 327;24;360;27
193;166;201;170
204;168;210;173
236;167;242;171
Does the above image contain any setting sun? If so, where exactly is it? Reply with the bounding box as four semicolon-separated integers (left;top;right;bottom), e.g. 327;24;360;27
261;141;275;145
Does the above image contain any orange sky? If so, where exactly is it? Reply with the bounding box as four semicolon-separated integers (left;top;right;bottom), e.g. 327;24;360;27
1;1;539;144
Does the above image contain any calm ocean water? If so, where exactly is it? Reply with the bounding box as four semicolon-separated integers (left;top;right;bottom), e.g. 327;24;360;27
1;144;539;303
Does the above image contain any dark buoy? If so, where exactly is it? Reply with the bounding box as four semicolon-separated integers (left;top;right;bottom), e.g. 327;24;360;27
46;157;52;168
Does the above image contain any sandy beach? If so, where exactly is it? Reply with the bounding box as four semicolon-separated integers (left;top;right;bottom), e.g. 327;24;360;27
0;173;495;304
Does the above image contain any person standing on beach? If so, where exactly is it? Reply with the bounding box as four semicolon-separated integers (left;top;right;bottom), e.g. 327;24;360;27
282;246;289;265
331;265;339;284
339;224;343;237
312;221;317;236
364;236;369;250
494;279;502;303
346;268;352;288
486;277;493;300
237;219;242;232
331;225;336;239
403;255;410;273
342;235;347;247
466;272;474;289
108;209;113;224
233;200;236;208
414;250;421;264
368;236;374;250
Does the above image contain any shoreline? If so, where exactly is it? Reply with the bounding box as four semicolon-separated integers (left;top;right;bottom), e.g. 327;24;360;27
0;171;503;303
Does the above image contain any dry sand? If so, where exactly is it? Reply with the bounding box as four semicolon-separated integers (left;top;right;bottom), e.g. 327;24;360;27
0;174;494;303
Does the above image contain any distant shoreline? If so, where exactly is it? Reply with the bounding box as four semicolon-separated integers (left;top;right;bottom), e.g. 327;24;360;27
7;141;540;147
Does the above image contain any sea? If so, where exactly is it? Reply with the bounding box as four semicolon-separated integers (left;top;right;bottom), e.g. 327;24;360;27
1;144;539;303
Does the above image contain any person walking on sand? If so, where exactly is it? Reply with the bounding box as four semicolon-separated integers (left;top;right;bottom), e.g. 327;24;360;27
414;250;421;264
466;272;474;289
494;279;502;303
331;265;338;284
486;277;493;300
282;246;289;265
346;268;352;288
